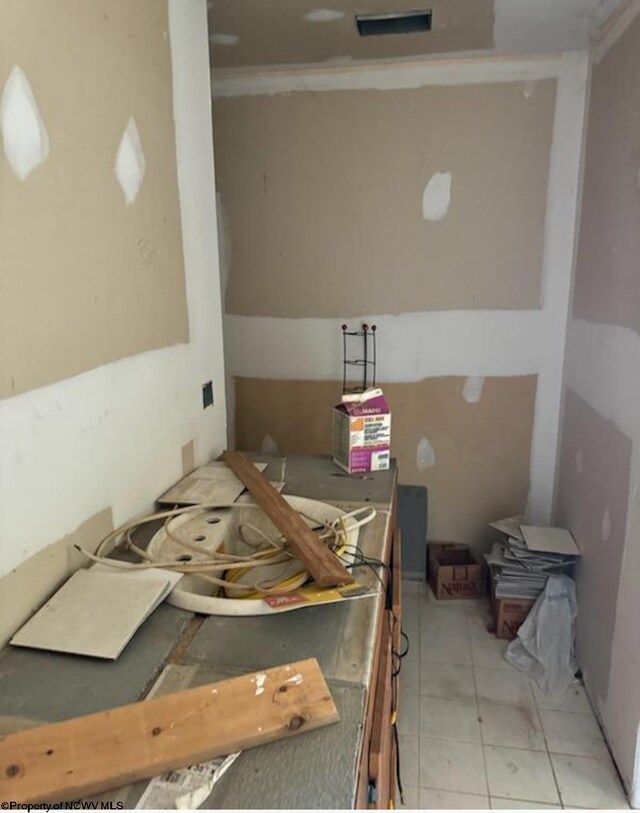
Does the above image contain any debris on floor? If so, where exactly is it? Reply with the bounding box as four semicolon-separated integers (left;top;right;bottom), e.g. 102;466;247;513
485;516;580;639
506;574;579;695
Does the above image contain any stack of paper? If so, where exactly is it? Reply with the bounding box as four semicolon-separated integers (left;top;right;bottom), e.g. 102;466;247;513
486;517;580;601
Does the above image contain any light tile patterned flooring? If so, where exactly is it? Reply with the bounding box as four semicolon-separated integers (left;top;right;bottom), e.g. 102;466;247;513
398;580;629;809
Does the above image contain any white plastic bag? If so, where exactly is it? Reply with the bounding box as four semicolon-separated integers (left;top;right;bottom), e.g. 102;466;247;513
505;574;578;695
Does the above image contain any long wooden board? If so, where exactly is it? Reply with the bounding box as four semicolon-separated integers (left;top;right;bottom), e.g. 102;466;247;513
222;450;354;588
0;659;339;803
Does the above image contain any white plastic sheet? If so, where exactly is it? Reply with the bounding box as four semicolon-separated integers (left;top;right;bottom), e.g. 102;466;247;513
505;574;578;695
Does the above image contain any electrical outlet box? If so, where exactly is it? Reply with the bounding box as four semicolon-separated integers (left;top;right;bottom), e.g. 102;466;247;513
202;380;214;409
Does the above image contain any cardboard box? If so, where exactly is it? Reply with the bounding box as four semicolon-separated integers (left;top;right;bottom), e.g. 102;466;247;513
494;596;535;640
489;565;534;640
333;388;391;474
427;543;483;600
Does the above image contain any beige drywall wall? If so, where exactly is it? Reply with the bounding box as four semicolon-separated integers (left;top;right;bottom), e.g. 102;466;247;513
0;0;227;647
208;0;494;69
235;375;536;547
0;0;189;398
553;12;640;793
215;79;556;318
573;13;640;334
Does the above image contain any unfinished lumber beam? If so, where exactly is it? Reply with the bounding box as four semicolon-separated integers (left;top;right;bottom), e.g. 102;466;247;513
223;450;354;587
0;658;339;803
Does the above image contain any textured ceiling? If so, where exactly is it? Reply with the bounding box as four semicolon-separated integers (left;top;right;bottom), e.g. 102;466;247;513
208;0;624;70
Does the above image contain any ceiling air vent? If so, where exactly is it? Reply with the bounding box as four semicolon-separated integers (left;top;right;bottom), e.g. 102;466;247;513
355;10;432;36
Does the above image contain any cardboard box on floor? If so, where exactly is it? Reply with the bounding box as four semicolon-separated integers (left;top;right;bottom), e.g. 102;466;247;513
427;543;483;600
488;565;535;640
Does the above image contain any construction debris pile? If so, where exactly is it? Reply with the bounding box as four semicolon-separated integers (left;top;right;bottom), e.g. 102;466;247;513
487;516;580;602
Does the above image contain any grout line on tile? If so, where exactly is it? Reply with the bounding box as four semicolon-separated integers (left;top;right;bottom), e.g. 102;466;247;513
533;687;565;807
470;649;492;800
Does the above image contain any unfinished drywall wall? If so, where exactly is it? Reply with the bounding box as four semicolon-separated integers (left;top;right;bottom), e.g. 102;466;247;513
208;0;494;69
554;12;640;794
235;375;536;547
216;79;555;317
218;54;589;528
0;0;188;398
0;1;227;640
555;389;631;708
572;11;640;334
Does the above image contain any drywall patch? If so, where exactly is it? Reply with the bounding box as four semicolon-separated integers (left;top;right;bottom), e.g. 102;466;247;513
0;65;49;180
261;433;279;454
462;375;485;404
115;116;146;205
602;506;612;541
304;9;345;22
210;33;239;45
422;172;452;221
416;437;436;471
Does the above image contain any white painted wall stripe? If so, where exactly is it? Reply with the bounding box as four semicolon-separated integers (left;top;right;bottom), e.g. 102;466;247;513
211;53;573;98
226;310;545;381
564;318;640;440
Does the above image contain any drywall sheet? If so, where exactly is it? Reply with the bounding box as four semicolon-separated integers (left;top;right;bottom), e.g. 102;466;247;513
10;568;172;659
0;0;188;399
216;80;555;318
573;13;640;334
157;460;267;505
234;375;536;548
555;388;631;708
0;508;114;649
520;524;580;556
208;0;494;69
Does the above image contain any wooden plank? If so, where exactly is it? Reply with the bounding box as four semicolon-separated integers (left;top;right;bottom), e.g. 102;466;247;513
368;612;393;808
222;450;353;588
0;658;339;803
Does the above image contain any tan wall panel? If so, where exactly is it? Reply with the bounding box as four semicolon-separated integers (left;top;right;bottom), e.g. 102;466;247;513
209;0;494;69
573;14;640;334
0;0;189;398
235;375;536;548
216;80;555;318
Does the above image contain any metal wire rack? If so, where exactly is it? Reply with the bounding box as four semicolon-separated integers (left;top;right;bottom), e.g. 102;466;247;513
341;323;377;395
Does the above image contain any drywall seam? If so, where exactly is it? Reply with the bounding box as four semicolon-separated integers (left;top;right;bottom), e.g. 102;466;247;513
564;319;640;440
592;0;640;63
225;310;545;381
303;9;346;22
526;51;589;522
211;53;571;97
632;722;640;806
494;0;622;56
0;0;227;579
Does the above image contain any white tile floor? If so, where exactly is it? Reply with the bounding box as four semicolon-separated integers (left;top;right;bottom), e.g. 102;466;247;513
397;580;629;810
